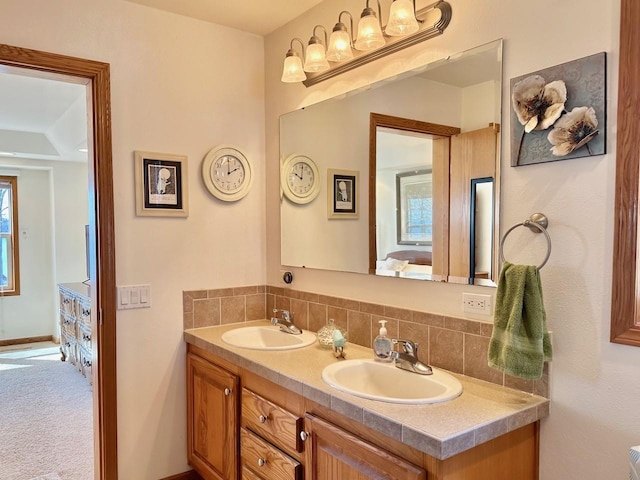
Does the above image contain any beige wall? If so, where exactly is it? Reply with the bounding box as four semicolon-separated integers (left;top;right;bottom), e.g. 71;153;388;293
266;0;640;479
1;0;266;478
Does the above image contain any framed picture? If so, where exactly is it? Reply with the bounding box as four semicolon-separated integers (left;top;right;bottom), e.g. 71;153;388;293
134;151;189;217
396;169;432;245
327;169;358;219
510;52;606;166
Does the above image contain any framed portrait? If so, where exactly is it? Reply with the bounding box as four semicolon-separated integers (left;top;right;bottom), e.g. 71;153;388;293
134;151;189;217
327;168;358;219
396;169;432;245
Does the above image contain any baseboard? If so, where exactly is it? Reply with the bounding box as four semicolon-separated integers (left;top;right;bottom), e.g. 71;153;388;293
0;335;54;347
158;471;202;480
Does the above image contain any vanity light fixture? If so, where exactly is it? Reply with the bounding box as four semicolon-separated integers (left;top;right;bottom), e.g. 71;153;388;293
281;0;452;87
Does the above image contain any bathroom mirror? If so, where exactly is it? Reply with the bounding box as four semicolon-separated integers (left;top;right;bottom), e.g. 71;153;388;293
280;40;502;285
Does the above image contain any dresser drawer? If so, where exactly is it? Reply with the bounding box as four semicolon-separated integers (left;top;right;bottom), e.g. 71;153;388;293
242;388;303;454
76;299;91;327
59;293;76;316
77;322;92;351
78;345;92;385
240;428;301;480
60;313;76;338
60;332;77;366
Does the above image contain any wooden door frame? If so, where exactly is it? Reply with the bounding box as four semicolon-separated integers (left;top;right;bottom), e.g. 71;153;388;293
368;113;461;276
0;44;117;479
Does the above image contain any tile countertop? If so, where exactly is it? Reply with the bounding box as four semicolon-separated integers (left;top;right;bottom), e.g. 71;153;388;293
184;320;549;460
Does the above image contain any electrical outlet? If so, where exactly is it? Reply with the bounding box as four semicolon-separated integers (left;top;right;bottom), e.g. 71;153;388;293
462;293;492;315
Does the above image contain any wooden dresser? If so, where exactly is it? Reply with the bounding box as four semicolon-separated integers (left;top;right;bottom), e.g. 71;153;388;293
58;282;92;385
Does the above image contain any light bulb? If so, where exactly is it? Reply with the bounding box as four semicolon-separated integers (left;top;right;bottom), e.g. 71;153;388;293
327;27;354;62
386;0;419;36
304;42;330;72
355;9;385;51
281;53;306;83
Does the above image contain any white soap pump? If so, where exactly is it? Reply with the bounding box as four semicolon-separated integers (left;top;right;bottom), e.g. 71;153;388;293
373;320;393;362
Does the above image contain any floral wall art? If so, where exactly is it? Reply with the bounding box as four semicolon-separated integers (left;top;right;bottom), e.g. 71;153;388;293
510;52;606;166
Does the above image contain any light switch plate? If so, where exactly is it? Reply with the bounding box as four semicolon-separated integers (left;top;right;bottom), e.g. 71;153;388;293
117;284;151;310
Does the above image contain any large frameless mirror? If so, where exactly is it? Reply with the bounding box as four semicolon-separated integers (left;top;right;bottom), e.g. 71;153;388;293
280;39;502;286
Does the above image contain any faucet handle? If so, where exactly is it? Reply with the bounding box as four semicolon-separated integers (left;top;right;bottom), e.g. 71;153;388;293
272;308;293;322
392;339;419;357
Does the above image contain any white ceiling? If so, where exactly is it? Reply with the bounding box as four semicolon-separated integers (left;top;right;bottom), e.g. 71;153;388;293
0;72;87;162
0;0;322;163
124;0;325;36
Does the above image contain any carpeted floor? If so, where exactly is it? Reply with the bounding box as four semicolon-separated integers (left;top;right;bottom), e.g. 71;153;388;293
0;345;93;480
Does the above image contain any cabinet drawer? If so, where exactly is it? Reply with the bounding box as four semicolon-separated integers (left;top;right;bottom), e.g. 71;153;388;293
76;300;91;327
77;322;92;351
242;388;303;454
60;332;77;366
241;428;301;480
60;313;76;338
60;293;76;316
78;346;92;385
242;466;262;480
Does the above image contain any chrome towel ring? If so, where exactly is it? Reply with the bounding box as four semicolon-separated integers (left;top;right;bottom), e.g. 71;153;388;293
499;213;551;269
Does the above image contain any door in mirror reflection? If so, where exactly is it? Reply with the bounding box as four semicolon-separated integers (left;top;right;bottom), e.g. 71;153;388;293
372;118;499;284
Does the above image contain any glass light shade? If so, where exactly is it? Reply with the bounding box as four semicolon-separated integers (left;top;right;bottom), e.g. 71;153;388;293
386;0;419;36
326;29;354;62
354;13;385;51
281;54;306;83
304;43;330;72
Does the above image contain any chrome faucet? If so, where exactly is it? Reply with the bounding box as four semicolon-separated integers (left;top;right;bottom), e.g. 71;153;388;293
391;339;433;375
271;309;303;335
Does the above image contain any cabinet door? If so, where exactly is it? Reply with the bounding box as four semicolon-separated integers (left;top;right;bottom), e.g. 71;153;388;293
187;352;239;480
304;414;426;480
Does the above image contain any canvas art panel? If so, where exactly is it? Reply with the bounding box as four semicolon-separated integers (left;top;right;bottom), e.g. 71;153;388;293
510;52;606;167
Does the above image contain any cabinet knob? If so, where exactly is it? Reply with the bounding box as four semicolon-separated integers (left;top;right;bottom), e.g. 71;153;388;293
300;431;309;442
259;414;268;424
257;458;266;467
224;388;232;396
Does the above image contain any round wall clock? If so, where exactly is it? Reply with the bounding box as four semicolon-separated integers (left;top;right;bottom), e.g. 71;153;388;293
202;145;253;202
280;154;320;204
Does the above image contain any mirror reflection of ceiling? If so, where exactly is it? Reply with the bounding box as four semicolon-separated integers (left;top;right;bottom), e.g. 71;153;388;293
0;72;87;162
377;128;433;171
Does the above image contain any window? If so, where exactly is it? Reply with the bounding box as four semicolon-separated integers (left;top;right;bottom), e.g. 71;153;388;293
0;176;19;295
396;169;433;245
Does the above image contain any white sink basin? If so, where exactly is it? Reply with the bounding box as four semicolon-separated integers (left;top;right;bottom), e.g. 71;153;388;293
322;359;462;404
221;325;316;351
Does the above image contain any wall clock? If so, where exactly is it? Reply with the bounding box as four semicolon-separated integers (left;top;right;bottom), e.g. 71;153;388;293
202;145;253;202
280;154;320;204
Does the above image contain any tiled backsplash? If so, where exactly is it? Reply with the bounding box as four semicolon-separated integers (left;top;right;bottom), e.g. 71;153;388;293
183;285;549;398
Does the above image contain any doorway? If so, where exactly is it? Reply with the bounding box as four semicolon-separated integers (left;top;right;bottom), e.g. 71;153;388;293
0;43;117;479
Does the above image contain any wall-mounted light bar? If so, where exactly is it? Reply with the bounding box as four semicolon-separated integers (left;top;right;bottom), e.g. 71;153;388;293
281;0;452;88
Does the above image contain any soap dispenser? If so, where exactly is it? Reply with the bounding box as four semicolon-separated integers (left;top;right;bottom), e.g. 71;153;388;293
373;320;393;362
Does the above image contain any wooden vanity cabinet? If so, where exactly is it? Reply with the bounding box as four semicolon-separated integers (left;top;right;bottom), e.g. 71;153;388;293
303;413;426;480
187;352;239;480
186;344;539;480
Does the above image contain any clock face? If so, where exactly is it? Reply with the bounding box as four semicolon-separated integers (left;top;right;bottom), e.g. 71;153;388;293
287;161;315;196
280;154;320;204
202;146;253;202
213;154;245;193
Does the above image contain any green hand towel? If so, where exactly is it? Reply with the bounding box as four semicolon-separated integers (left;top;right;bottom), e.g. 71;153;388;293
488;261;552;379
